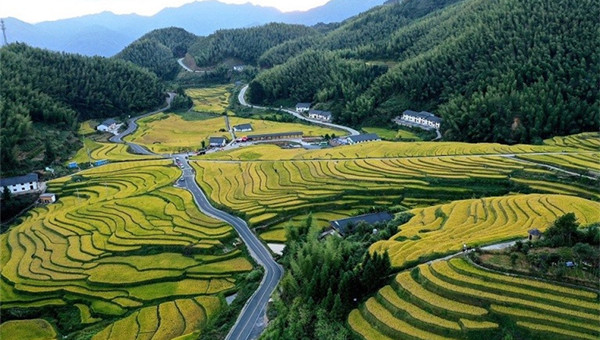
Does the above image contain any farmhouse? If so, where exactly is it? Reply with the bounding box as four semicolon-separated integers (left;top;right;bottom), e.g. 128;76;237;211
296;103;311;113
209;137;228;147
233;124;253;132
97;119;118;132
39;193;57;204
397;110;442;129
308;109;332;122
528;228;542;241
0;173;39;194
346;133;381;145
247;132;303;141
330;212;393;235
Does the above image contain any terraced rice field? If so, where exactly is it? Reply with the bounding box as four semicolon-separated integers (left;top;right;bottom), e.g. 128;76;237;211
198;140;570;161
351;258;600;340
516;152;600;174
0;160;252;338
370;194;600;268
186;85;233;114
544;132;600;151
70;138;159;164
78;120;98;135
192;154;599;241
126;113;341;153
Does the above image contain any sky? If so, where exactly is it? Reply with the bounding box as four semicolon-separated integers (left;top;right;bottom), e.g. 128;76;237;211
1;0;331;23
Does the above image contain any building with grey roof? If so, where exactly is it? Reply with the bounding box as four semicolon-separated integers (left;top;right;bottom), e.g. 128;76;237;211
346;133;381;144
0;173;39;194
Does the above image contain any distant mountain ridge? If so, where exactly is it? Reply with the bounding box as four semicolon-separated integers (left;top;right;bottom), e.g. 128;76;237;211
3;0;385;57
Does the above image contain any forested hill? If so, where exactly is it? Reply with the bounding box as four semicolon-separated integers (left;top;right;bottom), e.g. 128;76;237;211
248;0;599;144
115;27;197;80
0;43;164;175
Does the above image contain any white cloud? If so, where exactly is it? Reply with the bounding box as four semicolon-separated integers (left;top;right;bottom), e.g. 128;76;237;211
1;0;330;23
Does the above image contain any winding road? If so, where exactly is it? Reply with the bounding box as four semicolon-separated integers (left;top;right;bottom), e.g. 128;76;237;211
109;92;283;340
238;85;360;136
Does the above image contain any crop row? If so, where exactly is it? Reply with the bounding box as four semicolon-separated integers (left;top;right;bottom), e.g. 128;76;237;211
350;259;599;340
370;194;600;268
544;132;600;151
1;161;252;337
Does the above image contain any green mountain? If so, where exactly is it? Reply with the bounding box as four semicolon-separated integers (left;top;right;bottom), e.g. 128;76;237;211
0;43;164;176
248;0;599;144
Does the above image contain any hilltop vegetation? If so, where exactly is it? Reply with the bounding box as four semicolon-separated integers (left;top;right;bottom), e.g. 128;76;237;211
0;43;164;175
248;0;599;143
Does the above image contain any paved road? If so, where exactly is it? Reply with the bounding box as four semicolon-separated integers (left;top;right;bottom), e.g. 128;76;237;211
177;58;195;72
238;85;360;136
176;156;284;340
428;239;522;264
504;155;598;181
109;92;175;155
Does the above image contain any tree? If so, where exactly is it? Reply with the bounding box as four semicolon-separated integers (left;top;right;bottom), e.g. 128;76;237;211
2;186;11;201
544;213;580;247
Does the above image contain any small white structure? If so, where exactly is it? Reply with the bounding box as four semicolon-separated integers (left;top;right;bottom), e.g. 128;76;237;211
296;103;311;113
39;193;56;204
346;133;381;145
0;173;39;194
97;119;118;132
233;124;253;132
308;109;332;122
209;137;227;147
233;65;245;72
397;110;442;129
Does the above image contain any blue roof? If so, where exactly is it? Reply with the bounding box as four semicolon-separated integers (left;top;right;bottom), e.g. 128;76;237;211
330;212;393;234
100;118;117;126
347;133;380;143
0;173;38;187
296;103;311;108
402;110;442;123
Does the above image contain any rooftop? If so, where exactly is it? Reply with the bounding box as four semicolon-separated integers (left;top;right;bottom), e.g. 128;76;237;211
296;103;311;108
0;173;39;187
402;110;442;123
247;131;303;139
330;212;394;235
347;133;380;143
308;109;332;117
209;137;227;143
233;123;253;130
100;118;117;126
528;228;542;236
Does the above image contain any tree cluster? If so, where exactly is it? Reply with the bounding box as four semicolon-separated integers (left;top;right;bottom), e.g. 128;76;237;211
262;215;394;339
248;0;599;143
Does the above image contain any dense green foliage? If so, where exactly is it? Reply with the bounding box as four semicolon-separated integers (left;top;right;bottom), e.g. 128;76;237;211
116;27;197;80
249;0;599;143
189;23;319;67
262;216;393;339
0;43;163;175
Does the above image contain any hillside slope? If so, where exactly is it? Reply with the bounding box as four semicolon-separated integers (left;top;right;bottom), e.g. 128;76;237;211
0;44;164;175
248;0;599;144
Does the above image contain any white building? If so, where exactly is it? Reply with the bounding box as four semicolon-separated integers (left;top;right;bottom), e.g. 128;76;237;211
296;103;311;113
209;137;227;147
398;110;442;129
233;124;253;132
233;65;245;72
39;193;57;204
308;109;332;122
97;119;118;132
1;173;39;194
346;134;381;145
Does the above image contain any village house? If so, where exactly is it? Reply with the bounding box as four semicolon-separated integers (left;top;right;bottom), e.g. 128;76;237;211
233;124;253;132
0;173;39;194
247;132;303;141
296;103;311;113
396;110;442;129
528;228;542;241
330;212;394;236
209;137;228;147
97;119;118;132
39;193;57;204
308;109;332;122
346;133;381;145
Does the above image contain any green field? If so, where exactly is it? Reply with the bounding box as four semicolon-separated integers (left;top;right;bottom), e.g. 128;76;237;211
0;319;57;340
69;138;160;164
362;127;422;141
0;160;253;339
350;258;600;340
